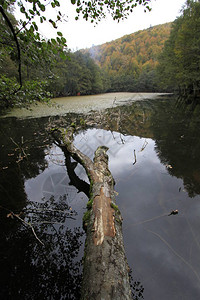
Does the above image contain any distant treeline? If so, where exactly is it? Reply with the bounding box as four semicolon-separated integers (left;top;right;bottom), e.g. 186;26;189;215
1;0;200;109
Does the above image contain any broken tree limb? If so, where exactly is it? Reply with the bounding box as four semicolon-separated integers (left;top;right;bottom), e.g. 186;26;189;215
52;127;132;300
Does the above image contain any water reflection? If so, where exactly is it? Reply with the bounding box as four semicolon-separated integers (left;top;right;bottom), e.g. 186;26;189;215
73;103;200;299
150;99;200;197
0;117;87;299
0;196;84;299
72;127;200;299
1;96;200;299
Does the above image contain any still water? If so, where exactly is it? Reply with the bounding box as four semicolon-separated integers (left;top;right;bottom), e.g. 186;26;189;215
0;94;200;299
3;92;163;118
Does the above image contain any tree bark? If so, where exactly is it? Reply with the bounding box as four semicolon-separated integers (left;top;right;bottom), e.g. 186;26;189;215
52;127;132;300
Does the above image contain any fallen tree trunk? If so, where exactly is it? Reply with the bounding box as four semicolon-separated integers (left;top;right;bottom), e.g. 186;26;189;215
52;126;132;300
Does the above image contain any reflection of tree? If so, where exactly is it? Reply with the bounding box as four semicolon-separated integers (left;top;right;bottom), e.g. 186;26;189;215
129;269;144;300
0;114;86;299
81;100;154;139
0;196;84;299
63;149;90;198
83;96;200;198
0;117;48;178
0;107;148;299
0;116;53;231
4;96;200;298
149;97;200;197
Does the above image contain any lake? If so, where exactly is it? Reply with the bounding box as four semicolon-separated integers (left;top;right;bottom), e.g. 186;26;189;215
0;93;200;299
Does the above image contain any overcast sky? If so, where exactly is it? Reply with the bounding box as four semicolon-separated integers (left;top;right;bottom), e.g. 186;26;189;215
18;0;187;51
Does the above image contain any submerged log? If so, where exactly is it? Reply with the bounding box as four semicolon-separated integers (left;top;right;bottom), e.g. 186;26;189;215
52;127;132;300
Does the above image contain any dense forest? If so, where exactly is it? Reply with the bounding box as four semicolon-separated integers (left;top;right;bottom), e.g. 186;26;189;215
0;0;200;110
85;23;172;92
157;0;200;105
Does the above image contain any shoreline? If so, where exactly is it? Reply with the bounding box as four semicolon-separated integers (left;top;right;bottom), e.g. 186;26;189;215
2;92;169;119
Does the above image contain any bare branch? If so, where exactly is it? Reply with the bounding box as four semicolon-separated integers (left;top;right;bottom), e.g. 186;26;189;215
133;149;137;165
0;205;44;245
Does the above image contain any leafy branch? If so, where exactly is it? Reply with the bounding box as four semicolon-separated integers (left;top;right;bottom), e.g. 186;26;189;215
0;4;22;89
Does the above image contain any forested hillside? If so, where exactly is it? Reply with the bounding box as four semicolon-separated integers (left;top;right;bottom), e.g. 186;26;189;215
85;23;172;92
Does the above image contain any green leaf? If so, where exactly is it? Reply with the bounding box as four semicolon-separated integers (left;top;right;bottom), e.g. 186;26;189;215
51;38;57;45
55;0;60;7
2;1;8;10
57;31;63;37
49;19;57;28
29;9;35;15
61;37;67;44
29;25;35;33
71;0;76;4
33;22;38;31
40;4;45;12
52;48;58;54
20;7;26;14
60;52;67;60
56;37;61;43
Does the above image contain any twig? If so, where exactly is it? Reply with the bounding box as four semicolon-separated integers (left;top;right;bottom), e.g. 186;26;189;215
119;133;125;144
113;97;117;105
10;136;28;161
133;149;137;165
1;205;44;246
32;221;65;226
25;208;76;215
140;139;148;152
10;137;19;148
12;212;44;246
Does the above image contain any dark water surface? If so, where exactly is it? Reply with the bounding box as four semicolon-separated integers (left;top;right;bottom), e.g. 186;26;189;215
0;96;200;299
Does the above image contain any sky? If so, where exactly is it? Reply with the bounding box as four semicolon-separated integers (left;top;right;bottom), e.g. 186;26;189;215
17;0;187;51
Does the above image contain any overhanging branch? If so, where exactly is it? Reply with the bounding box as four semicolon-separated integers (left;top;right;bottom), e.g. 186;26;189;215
0;5;22;89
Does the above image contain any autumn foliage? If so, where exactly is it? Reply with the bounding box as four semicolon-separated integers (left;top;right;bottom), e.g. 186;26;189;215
84;23;172;92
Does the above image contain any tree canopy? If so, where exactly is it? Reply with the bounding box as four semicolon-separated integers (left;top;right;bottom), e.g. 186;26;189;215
85;23;171;92
157;0;200;103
